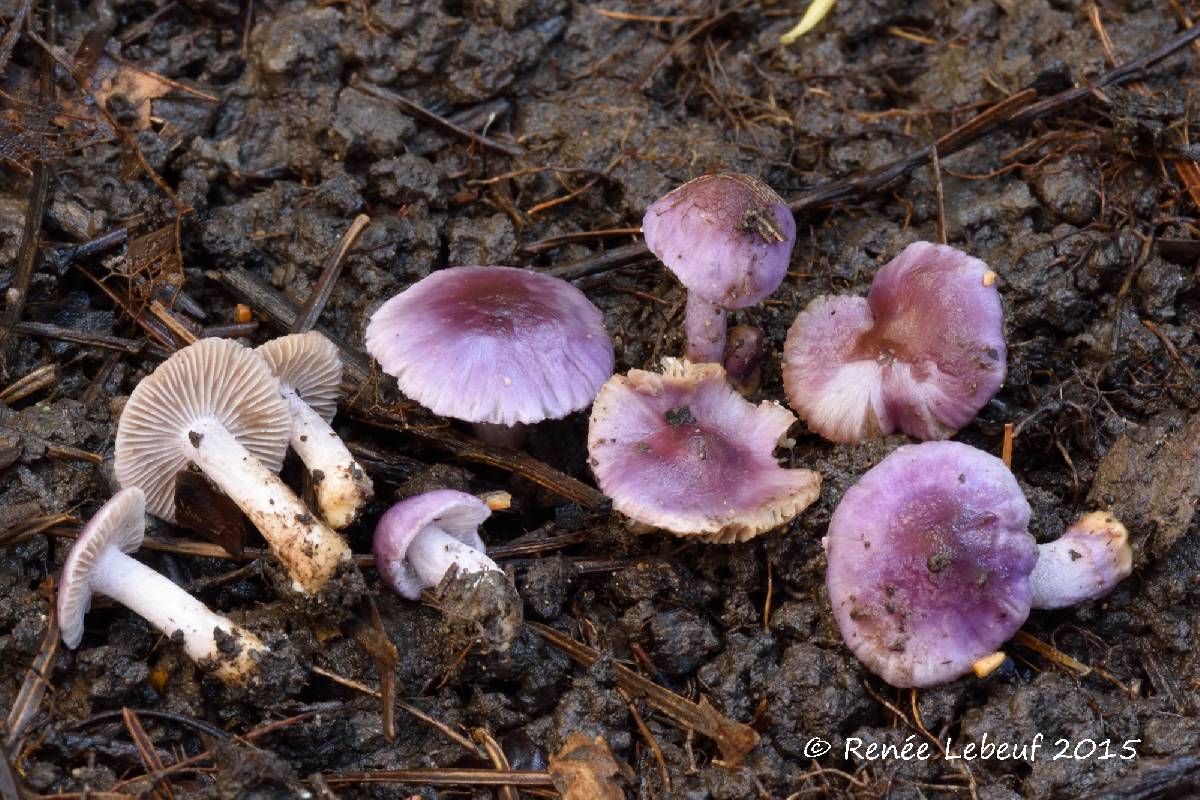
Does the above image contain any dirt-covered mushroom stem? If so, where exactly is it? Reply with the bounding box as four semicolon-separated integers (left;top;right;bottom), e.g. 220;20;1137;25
114;338;351;595
258;333;374;529
1029;512;1132;609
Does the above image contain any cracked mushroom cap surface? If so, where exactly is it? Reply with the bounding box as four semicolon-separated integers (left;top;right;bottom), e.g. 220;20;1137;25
825;441;1037;688
783;242;1006;443
257;331;342;422
642;173;796;309
587;359;821;543
373;490;492;600
114;338;292;522
58;488;147;649
364;266;614;426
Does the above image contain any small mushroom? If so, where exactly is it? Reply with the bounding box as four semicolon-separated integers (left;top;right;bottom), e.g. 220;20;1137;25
373;489;500;599
1029;511;1133;609
643;173;795;365
587;358;821;543
58;488;267;685
723;324;767;396
364;266;614;447
783;242;1005;443
257;332;374;530
825;441;1037;688
373;489;522;650
114;338;351;595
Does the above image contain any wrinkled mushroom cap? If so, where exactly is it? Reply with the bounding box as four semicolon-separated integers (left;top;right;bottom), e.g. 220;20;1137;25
365;266;615;426
257;332;342;422
642;173;796;309
373;489;491;599
58;488;147;648
783;242;1006;443
587;359;821;543
825;441;1037;687
114;338;292;522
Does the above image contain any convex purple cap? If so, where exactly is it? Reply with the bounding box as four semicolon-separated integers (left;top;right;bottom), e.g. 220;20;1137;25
643;173;796;364
643;173;795;310
364;266;614;426
784;242;1005;443
587;359;821;543
825;441;1037;688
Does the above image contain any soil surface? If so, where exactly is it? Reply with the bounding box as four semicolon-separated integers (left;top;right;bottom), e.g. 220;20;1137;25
2;0;1200;798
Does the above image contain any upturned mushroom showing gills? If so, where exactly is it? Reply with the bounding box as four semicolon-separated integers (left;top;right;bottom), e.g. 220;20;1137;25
642;173;796;365
59;488;267;685
364;266;614;447
1028;512;1133;609
825;441;1037;688
783;242;1005;443
114;338;351;595
258;332;373;530
374;490;522;651
587;359;821;543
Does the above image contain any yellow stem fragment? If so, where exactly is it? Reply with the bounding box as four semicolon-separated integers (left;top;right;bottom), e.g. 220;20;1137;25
780;0;836;45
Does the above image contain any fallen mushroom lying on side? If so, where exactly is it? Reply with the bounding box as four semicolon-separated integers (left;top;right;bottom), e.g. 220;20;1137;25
587;359;821;543
59;488;267;686
825;441;1133;688
258;332;373;530
783;242;1006;443
114;338;351;595
373;489;521;651
365;265;614;448
643;173;796;365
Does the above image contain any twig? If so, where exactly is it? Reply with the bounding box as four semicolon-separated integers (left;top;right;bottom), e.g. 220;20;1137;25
1001;423;1014;470
13;321;145;355
930;145;947;244
320;769;555;788
350;79;524;157
1141;319;1196;382
292;214;371;333
0;364;57;405
529;621;759;765
4;581;59;751
637;0;754;89
473;729;518;800
121;708;174;800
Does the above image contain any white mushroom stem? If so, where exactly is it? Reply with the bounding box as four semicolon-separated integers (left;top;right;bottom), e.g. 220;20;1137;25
406;525;501;590
90;546;266;684
283;388;373;530
187;417;351;595
1028;512;1133;610
684;294;727;364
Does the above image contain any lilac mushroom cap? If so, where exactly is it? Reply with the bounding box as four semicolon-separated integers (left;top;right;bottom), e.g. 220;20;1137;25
1029;511;1132;609
364;266;614;428
825;441;1037;688
783;242;1006;443
373;489;497;600
642;174;796;364
587;359;821;543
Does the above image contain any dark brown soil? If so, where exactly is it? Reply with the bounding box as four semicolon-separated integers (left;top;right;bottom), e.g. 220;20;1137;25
2;0;1199;797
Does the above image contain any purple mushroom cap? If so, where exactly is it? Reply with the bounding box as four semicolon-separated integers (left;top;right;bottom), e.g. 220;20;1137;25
826;441;1037;688
365;266;614;426
373;490;491;600
783;242;1006;443
587;359;821;543
642;173;796;309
